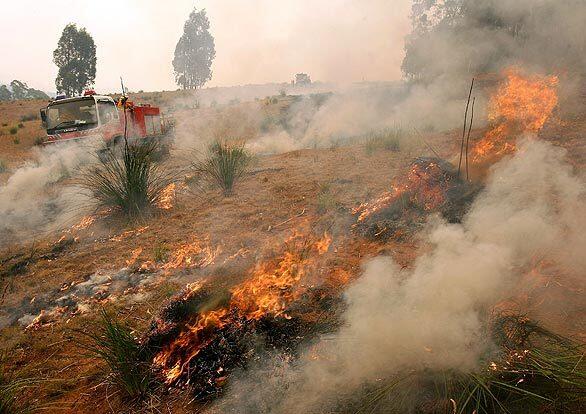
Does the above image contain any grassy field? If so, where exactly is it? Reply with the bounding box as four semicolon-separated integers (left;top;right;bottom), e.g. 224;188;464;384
0;89;584;413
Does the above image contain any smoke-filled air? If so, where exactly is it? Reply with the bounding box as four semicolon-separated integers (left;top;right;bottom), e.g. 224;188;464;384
0;1;584;413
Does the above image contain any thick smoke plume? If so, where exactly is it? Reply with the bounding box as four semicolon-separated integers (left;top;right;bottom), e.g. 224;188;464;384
0;142;95;243
214;139;586;412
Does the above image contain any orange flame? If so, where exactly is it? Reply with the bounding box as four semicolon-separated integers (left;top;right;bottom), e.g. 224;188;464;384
157;183;177;210
353;160;451;222
473;67;558;161
153;232;331;383
162;238;222;270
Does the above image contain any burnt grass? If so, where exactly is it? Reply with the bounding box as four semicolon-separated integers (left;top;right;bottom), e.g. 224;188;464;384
143;283;346;400
355;157;482;241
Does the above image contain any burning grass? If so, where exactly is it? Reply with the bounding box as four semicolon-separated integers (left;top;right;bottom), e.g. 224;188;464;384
353;157;481;240
193;141;252;195
80;140;176;218
472;68;559;163
144;231;336;398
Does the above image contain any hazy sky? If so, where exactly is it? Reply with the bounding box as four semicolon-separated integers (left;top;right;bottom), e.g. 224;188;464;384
0;0;411;93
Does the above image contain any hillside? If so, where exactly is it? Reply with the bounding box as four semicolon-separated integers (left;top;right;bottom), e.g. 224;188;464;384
0;79;584;413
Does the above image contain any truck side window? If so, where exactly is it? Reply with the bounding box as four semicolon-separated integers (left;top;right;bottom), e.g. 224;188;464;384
98;101;119;124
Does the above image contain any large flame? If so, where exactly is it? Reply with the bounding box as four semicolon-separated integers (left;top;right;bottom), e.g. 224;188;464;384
473;67;558;161
153;231;331;384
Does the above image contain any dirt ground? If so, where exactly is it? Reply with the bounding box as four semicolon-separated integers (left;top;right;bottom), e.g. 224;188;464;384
0;93;584;413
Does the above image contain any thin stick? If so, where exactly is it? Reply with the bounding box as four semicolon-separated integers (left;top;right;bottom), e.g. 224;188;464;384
465;97;476;181
458;78;475;178
413;127;441;159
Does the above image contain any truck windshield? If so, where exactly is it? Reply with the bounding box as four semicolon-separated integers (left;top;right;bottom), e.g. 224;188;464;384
46;99;97;130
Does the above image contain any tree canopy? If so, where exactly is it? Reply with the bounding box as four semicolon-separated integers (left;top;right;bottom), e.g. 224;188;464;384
402;0;586;83
53;23;96;97
173;8;216;90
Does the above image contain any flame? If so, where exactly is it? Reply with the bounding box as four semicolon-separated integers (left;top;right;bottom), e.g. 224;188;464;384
153;232;331;384
110;226;149;242
162;238;222;270
354;160;451;222
158;183;177;210
71;215;96;231
473;67;558;161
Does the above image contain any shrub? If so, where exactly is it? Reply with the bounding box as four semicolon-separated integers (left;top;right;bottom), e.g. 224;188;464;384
316;183;340;214
9;127;17;135
17;123;24;129
20;112;39;122
194;141;252;195
77;310;153;400
153;243;169;263
13;138;19;145
33;136;45;146
0;160;6;173
80;140;175;218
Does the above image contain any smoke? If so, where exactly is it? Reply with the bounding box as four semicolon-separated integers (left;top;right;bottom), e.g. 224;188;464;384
0;141;96;243
213;138;586;412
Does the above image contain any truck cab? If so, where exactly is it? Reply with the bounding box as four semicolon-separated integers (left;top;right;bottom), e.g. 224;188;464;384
40;90;168;146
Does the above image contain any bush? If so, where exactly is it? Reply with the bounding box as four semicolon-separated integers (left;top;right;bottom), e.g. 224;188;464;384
33;136;45;146
9;127;17;135
80;140;175;218
13;138;19;145
0;160;6;173
17;123;24;129
77;310;153;400
316;183;340;214
194;141;252;195
20;113;38;122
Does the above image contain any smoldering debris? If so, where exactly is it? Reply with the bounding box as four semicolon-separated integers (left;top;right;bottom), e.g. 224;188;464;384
353;156;481;240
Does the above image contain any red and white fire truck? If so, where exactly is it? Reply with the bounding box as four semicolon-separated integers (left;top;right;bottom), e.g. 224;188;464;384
39;90;170;147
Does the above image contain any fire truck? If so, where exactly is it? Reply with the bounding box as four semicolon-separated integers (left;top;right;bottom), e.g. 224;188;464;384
39;90;170;148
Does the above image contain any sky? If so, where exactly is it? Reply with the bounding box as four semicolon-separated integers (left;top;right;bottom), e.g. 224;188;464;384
0;0;412;93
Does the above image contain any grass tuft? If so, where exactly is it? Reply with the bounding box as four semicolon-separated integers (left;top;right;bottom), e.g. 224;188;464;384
80;140;175;218
353;314;585;414
77;310;154;401
364;127;404;155
0;359;34;414
194;140;252;195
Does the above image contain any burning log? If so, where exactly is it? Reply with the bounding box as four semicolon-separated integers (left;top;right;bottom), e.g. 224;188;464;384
353;157;481;241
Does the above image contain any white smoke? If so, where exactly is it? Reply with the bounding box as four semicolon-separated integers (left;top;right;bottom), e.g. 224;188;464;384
0;141;96;242
214;138;586;412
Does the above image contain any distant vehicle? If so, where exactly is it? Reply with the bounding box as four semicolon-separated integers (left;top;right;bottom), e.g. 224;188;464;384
39;90;171;148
